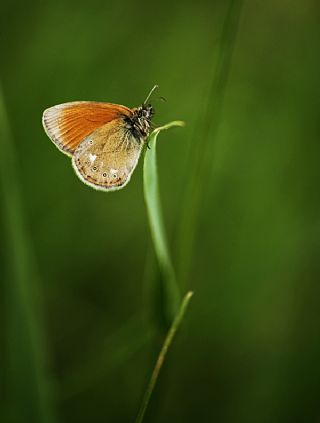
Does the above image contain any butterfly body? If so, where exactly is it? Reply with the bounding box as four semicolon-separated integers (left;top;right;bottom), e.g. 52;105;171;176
125;105;154;140
42;99;154;191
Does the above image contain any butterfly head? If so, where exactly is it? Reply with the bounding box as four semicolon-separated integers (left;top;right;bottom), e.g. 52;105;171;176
129;104;154;139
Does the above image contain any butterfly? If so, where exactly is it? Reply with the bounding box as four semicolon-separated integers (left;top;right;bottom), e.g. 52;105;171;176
42;86;158;191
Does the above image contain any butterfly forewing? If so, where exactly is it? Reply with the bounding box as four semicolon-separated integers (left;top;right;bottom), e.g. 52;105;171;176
72;119;143;191
42;101;132;156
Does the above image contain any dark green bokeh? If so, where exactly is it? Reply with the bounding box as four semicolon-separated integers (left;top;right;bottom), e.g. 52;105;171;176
1;0;320;422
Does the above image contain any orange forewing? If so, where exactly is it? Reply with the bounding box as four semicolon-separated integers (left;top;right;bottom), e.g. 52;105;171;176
42;102;132;156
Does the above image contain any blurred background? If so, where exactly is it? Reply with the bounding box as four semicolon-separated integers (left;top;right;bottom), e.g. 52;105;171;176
1;0;320;422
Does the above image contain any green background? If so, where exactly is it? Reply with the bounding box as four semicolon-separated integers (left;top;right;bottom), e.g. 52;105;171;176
1;0;320;422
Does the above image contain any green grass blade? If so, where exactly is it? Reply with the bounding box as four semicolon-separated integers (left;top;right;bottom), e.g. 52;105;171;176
177;0;244;286
143;121;185;323
0;84;56;423
135;291;193;423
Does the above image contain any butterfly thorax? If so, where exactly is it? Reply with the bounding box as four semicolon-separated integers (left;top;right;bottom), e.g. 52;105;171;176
126;104;154;141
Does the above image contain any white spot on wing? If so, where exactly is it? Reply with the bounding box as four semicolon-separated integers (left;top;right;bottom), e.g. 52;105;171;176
89;153;97;163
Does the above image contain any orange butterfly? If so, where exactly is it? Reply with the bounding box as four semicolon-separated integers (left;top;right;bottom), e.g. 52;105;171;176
42;86;157;191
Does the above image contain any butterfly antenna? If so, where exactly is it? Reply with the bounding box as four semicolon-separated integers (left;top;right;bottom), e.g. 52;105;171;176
143;85;159;105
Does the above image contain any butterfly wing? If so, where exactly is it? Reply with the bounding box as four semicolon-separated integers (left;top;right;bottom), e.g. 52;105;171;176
72;118;143;191
42;101;132;156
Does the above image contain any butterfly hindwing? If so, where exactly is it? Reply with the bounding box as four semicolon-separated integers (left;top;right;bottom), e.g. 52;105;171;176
72;118;143;191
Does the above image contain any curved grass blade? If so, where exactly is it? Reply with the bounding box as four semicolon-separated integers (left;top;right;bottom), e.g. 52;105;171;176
143;121;185;324
0;84;56;423
135;291;193;423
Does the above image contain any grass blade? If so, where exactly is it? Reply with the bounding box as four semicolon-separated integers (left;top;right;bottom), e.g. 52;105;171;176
143;121;185;323
177;0;244;286
0;84;56;423
135;291;193;423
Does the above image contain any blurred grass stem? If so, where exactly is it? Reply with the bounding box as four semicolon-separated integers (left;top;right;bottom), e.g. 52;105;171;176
177;0;243;285
0;84;56;423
